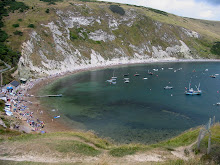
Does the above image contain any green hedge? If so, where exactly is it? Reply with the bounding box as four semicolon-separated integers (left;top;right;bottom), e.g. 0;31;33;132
211;42;220;55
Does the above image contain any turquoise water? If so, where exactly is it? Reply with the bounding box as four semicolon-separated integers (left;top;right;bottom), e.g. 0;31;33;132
40;62;220;144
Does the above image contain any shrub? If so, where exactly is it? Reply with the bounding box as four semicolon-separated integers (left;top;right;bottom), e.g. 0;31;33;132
18;19;22;22
13;30;23;36
211;42;220;55
70;31;78;40
45;8;50;13
109;5;125;15
7;1;29;12
148;8;168;16
78;0;94;2
12;24;19;28
28;24;35;28
96;41;101;44
39;0;63;4
0;30;8;42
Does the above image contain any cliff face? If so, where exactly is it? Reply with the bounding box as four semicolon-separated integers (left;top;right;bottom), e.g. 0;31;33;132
18;3;202;78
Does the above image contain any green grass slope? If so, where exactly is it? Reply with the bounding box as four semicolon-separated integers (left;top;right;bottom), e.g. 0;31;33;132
0;124;219;164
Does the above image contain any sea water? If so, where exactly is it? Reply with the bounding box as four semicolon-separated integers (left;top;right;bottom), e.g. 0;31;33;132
40;62;220;144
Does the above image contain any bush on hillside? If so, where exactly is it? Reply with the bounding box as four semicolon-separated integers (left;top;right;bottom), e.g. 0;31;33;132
211;42;220;55
13;30;23;36
28;24;35;28
70;31;78;40
109;5;125;16
0;30;8;42
45;8;50;13
78;0;94;2
0;0;27;83
148;8;168;16
12;24;19;28
7;1;29;12
39;0;63;4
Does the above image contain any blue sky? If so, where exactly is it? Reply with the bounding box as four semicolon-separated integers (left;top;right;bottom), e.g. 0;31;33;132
98;0;220;21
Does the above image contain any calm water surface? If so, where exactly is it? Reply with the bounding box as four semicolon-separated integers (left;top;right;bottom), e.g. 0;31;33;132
40;62;220;144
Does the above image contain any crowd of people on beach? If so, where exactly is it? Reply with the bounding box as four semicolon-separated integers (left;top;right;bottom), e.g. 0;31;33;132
1;69;93;133
0;73;64;133
1;79;46;133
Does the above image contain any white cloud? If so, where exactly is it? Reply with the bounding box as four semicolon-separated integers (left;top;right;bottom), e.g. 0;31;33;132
199;10;214;18
98;0;220;21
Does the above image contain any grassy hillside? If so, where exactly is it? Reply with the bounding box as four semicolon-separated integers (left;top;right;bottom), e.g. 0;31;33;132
0;0;219;79
0;124;219;164
1;0;220;56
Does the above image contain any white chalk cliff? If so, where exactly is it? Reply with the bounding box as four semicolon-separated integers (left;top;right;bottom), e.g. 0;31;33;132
18;3;200;79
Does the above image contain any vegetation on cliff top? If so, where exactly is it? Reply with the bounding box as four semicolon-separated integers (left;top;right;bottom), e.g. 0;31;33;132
0;0;29;84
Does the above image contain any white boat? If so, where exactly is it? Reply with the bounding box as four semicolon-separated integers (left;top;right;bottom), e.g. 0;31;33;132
185;83;202;95
164;86;173;89
143;77;148;80
124;80;130;83
210;75;216;78
168;68;173;70
112;70;117;79
205;69;208;71
106;79;113;83
216;102;220;105
134;73;140;76
153;69;158;71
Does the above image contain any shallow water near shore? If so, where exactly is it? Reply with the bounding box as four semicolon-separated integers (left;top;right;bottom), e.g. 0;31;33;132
39;62;220;144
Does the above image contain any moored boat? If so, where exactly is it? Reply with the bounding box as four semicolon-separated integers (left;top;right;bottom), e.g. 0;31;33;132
164;86;173;89
185;83;202;95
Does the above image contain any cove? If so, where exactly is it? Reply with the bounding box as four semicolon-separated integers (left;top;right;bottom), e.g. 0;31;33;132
39;62;220;144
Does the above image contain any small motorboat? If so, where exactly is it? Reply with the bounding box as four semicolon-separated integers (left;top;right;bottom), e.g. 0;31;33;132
124;78;130;83
210;75;216;78
164;86;173;89
123;73;129;76
134;73;140;76
216;102;220;105
143;77;148;80
106;79;113;83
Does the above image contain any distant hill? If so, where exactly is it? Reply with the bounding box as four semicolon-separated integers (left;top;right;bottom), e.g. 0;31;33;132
1;0;220;79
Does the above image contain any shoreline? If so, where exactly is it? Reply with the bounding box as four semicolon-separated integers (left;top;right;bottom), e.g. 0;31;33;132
15;58;220;134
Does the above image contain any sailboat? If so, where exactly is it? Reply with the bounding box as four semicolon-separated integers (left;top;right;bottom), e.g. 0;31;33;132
112;70;117;79
148;70;153;75
185;83;202;95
